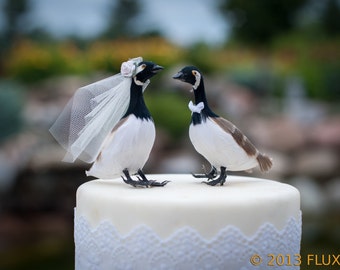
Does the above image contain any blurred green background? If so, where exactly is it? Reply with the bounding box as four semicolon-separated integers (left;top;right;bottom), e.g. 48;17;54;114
0;0;339;269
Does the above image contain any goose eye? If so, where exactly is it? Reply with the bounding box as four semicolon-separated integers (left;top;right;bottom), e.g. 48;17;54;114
141;64;146;69
192;70;197;76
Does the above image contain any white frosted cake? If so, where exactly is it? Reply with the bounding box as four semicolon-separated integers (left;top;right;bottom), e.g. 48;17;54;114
75;174;301;270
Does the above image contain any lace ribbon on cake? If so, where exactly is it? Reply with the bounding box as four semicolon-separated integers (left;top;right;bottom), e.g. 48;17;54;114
75;212;302;270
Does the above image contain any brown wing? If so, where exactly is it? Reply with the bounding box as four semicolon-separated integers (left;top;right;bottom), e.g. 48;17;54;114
211;117;272;172
212;117;257;156
256;153;273;172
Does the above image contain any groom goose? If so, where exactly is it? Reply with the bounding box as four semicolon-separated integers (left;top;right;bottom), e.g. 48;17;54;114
173;66;272;186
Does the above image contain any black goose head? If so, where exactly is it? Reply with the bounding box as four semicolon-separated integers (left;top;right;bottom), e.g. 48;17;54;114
173;65;218;119
173;66;202;90
135;61;163;83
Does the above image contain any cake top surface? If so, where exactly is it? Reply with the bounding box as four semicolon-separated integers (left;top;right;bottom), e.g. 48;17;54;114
76;174;300;238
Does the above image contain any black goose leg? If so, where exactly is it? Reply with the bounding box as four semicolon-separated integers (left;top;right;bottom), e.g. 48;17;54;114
121;169;141;187
192;166;217;180
137;169;170;187
121;169;169;187
203;167;227;186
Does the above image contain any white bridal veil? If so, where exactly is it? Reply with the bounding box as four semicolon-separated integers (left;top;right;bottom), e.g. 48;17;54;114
49;57;144;163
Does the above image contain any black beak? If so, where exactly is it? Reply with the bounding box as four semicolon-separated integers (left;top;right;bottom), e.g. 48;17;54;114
152;65;164;73
173;71;184;80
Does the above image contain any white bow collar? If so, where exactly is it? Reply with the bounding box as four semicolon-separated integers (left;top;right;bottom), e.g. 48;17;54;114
188;101;204;114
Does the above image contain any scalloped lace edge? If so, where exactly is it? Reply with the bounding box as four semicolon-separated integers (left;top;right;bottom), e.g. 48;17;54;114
75;211;302;270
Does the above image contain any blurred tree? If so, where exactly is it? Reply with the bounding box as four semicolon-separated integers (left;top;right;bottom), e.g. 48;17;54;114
25;27;55;43
321;0;340;35
0;0;29;75
219;0;308;44
2;0;29;47
102;0;141;39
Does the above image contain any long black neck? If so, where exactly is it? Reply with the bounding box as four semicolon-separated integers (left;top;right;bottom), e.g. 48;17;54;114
123;80;152;120
191;78;218;125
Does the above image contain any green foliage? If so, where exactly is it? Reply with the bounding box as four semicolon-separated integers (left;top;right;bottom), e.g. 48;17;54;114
3;38;182;83
272;35;340;101
227;65;277;96
4;41;90;83
2;35;339;101
296;61;340;101
186;43;217;74
145;91;190;139
220;0;308;44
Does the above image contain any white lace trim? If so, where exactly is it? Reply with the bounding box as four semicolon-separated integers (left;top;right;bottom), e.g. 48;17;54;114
75;212;302;270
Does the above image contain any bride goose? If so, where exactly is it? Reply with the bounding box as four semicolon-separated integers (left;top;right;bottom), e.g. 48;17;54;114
50;57;168;187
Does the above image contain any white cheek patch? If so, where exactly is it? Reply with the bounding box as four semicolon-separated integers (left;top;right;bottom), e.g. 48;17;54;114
193;71;201;90
134;64;146;86
135;65;145;74
134;77;144;86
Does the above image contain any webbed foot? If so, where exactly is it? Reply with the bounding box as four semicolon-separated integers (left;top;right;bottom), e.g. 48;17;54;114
137;169;169;187
192;166;217;179
121;169;169;188
202;167;227;186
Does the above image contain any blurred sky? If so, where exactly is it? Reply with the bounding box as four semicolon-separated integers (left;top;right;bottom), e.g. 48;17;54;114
0;0;229;46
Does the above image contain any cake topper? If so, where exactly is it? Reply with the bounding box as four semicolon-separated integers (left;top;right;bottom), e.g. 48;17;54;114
173;66;273;186
50;57;169;187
